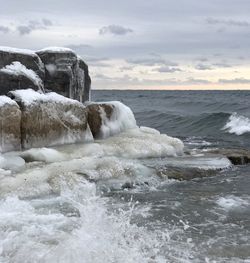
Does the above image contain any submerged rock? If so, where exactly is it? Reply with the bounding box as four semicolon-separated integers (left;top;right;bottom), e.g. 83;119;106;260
207;148;250;165
0;96;21;152
8;89;90;149
157;166;216;181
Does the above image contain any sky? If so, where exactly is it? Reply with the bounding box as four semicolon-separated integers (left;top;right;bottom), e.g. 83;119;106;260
1;0;250;90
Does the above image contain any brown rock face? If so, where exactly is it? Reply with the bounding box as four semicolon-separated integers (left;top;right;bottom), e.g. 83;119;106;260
86;103;114;138
0;97;21;152
9;90;89;149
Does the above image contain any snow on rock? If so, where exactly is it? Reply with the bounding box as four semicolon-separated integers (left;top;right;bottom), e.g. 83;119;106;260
1;62;44;91
0;46;36;56
9;89;91;149
0;95;17;107
37;47;74;53
0;96;21;152
86;101;137;139
9;88;83;106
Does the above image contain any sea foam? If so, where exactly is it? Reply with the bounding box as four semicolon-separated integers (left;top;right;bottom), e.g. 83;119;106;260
223;113;250;135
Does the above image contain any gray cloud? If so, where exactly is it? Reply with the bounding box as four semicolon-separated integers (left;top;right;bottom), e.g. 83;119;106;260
127;57;178;67
16;19;53;35
99;25;133;35
219;78;250;84
206;17;250;27
155;66;182;73
195;64;213;70
0;26;10;34
212;62;232;68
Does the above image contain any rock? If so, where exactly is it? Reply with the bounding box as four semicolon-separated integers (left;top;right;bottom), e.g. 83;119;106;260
0;47;45;79
8;89;91;149
0;69;43;95
0;47;44;95
78;58;91;102
157;166;216;181
207;148;250;165
0;96;21;152
86;103;114;138
36;47;91;102
86;101;137;139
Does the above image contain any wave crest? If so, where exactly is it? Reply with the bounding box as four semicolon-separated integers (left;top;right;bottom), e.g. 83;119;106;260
223;113;250;135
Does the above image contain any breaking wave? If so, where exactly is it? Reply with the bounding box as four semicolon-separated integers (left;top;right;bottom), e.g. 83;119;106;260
223;113;250;136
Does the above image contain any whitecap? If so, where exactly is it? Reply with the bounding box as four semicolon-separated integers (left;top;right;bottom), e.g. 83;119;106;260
223;113;250;135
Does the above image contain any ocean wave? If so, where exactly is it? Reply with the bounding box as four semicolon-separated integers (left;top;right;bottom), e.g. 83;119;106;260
223;113;250;136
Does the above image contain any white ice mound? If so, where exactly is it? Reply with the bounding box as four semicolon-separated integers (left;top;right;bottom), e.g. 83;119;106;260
0;154;25;172
1;62;44;90
20;148;68;163
99;101;137;138
98;126;184;158
223;113;250;135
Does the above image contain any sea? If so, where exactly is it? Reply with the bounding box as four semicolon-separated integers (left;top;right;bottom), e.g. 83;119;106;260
0;90;250;263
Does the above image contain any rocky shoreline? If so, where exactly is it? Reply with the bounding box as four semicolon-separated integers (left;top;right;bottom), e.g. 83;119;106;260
0;46;135;152
0;46;249;182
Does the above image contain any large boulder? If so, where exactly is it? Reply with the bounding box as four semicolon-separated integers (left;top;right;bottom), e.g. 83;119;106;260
36;47;91;102
8;89;91;149
0;96;21;152
86;101;136;139
0;46;45;79
0;46;45;95
0;62;44;95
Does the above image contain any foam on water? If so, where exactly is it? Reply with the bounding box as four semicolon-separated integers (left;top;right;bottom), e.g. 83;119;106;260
216;195;249;211
0;172;194;263
223;113;250;135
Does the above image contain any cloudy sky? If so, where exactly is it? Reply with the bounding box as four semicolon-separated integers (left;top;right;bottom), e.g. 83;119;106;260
1;0;250;90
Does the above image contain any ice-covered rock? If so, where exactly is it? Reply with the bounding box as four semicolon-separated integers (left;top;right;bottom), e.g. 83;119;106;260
86;101;137;139
0;96;21;152
36;47;91;102
0;47;45;95
8;89;91;149
0;62;44;92
0;46;91;102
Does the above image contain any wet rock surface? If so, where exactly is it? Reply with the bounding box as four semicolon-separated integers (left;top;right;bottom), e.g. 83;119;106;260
207;148;250;165
157;166;217;181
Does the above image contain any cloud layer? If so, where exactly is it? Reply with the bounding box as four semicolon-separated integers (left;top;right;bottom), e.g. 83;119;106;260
0;0;250;89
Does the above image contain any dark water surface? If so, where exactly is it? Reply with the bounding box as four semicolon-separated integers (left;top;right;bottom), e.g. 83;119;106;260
93;90;250;262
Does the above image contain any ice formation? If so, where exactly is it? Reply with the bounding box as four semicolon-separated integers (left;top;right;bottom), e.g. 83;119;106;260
1;62;44;91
